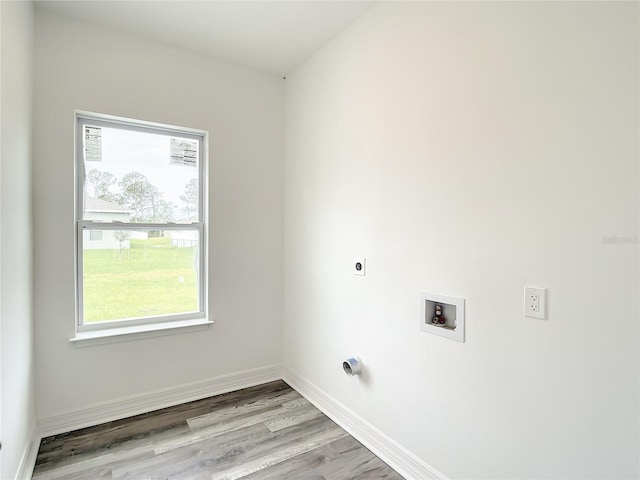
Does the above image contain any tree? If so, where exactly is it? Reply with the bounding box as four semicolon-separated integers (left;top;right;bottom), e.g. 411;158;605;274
118;171;175;223
113;230;132;259
87;169;117;200
118;171;156;222
180;178;198;220
149;197;176;223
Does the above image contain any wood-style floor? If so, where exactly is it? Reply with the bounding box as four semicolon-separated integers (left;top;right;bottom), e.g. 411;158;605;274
32;380;404;480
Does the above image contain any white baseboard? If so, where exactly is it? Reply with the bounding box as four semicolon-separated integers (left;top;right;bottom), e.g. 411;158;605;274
28;364;444;480
15;428;40;480
283;367;447;480
37;364;283;439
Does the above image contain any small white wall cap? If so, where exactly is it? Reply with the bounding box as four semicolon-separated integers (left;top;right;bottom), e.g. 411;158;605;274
343;357;362;376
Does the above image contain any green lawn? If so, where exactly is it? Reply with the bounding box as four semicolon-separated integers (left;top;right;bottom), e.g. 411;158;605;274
83;236;199;323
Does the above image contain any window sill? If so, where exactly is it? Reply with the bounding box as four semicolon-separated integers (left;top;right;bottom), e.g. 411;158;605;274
69;318;214;347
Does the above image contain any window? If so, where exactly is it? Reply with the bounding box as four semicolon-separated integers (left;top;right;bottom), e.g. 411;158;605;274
75;111;208;336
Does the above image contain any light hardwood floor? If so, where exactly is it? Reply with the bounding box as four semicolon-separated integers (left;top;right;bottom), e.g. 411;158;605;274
32;381;404;480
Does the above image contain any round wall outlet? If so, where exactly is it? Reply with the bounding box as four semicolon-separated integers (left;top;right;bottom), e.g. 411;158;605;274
353;257;365;276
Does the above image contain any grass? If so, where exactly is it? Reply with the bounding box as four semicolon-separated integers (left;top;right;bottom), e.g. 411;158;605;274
83;236;199;323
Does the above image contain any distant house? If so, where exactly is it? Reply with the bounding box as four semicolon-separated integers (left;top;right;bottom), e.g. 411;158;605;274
83;197;140;250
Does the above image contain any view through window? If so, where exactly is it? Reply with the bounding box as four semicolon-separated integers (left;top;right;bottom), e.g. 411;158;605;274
76;112;207;330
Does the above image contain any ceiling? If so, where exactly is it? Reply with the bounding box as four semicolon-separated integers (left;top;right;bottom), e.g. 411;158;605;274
35;1;373;75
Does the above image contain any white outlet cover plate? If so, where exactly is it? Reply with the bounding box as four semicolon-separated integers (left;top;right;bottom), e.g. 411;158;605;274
353;258;365;276
524;286;546;319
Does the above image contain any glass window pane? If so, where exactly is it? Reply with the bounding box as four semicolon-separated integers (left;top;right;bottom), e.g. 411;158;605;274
82;125;199;223
82;229;200;323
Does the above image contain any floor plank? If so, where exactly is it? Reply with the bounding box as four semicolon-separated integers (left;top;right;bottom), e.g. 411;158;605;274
32;381;404;480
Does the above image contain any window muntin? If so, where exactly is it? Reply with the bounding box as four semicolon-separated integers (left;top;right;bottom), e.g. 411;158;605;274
75;112;207;331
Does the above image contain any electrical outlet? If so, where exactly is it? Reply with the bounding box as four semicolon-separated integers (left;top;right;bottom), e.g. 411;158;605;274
528;293;540;312
524;286;546;319
353;258;365;276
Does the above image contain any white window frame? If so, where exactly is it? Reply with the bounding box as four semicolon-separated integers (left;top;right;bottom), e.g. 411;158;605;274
74;111;209;337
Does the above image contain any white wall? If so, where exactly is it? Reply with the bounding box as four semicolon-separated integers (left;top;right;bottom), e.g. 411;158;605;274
33;10;284;418
0;1;36;478
284;2;639;479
